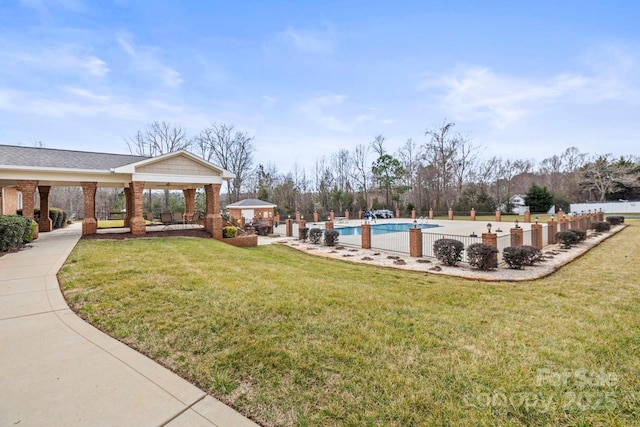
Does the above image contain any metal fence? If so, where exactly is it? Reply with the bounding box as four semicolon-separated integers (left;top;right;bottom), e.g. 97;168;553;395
421;233;483;262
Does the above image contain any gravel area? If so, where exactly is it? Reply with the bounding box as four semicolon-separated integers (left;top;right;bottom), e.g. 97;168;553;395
275;225;626;282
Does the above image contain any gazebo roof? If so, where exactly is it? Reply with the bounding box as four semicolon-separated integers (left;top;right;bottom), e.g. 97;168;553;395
226;198;276;208
0;145;148;170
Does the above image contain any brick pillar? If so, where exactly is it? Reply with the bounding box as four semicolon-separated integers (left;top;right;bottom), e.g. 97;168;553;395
299;219;306;229
524;210;531;223
204;184;216;233
560;219;568;231
124;187;132;228
428;208;434;220
395;208;400;219
510;227;523;247
345;210;350;220
495;210;502;222
470;208;476;221
482;232;498;266
547;220;558;245
325;221;334;231
17;180;38;220
586;214;592;229
557;209;564;221
448;208;454;220
411;209;416;219
129;181;146;235
211;183;223;239
183;188;196;219
361;223;371;249
358;210;363;220
330;210;335;221
531;223;543;250
285;219;293;237
295;212;301;222
81;181;98;235
313;211;319;222
409;227;423;257
37;185;52;232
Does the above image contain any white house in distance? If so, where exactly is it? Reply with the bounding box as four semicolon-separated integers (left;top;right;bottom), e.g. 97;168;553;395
504;195;527;214
226;198;276;224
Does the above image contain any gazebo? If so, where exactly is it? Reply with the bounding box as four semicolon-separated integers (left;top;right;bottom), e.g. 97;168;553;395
0;145;234;239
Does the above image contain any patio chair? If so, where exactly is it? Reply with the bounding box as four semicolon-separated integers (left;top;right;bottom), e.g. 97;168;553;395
172;212;184;224
161;212;173;225
187;212;202;225
145;211;154;223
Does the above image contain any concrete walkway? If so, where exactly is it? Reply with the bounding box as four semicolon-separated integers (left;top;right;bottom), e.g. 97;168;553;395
0;223;259;427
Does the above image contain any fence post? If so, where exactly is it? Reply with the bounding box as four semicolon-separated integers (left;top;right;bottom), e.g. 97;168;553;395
285;219;293;237
411;209;416;219
495;209;502;222
470;208;476;221
510;226;523;247
345;210;350;220
524;210;531;223
557;209;564;221
409;227;422;257
482;232;498;266
295;212;301;222
361;223;371;249
547;220;557;245
313;211;319;222
358;210;363;220
395;208;400;219
329;210;335;221
325;221;334;231
448;208;454;220
429;208;434;220
531;223;543;249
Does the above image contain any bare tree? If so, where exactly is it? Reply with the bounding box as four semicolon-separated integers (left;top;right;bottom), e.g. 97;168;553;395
350;144;371;209
396;138;419;210
370;134;386;157
580;154;639;201
451;136;480;205
196;123;254;204
423;121;459;210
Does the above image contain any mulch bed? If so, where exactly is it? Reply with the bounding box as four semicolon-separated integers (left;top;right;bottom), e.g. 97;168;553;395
83;228;213;240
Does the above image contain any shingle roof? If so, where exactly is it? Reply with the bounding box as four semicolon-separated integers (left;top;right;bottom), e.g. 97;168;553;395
226;198;276;208
0;144;149;170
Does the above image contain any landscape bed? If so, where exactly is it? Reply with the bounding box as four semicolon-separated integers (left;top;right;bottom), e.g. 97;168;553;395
58;222;640;426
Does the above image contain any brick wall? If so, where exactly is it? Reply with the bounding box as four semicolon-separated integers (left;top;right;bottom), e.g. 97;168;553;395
1;187;19;215
223;235;258;248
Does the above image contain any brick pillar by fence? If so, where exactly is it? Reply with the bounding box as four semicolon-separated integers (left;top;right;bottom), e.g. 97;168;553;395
285;219;293;237
470;208;476;221
358;210;363;220
531;223;543;250
547;220;558;245
557;209;564;221
330;210;335;221
428;208;433;219
524;210;531;223
495;210;502;222
570;217;579;230
37;185;52;232
129;181;146;235
299;219;306;229
395;209;400;219
482;232;498;266
295;212;301;222
599;210;604;222
409;227;423;257
325;221;334;231
313;211;319;222
560;219;568;231
361;223;371;249
411;209;416;219
123;187;132;228
81;181;98;235
183;188;196;220
578;216;586;231
448;208;454;220
345;210;350;220
510;227;523;247
586;214;593;229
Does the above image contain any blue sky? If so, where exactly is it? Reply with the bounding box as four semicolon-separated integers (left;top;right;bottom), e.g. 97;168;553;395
1;0;639;172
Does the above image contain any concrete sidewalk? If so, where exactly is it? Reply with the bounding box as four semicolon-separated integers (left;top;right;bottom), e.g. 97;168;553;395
0;223;259;427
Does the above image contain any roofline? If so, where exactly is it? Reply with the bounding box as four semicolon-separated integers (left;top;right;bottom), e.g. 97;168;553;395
0;143;150;159
113;150;236;179
0;165;114;175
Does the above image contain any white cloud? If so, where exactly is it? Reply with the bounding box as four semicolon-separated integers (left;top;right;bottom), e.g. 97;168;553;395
276;25;333;54
2;45;110;78
298;93;378;133
116;34;184;87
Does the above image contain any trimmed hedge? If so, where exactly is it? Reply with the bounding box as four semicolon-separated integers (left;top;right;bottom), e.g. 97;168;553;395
324;229;340;246
222;226;237;238
18;207;68;229
606;216;624;226
466;243;498;270
0;215;32;252
503;245;543;269
591;221;611;232
309;228;323;244
298;227;309;242
556;230;579;249
433;238;464;266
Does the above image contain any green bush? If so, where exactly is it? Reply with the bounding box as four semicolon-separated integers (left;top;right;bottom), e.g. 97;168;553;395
23;220;37;243
433;238;464;266
502;245;543;269
466;243;498;271
606;216;624;226
0;215;31;252
324;229;340;246
591;221;611;232
571;229;587;242
298;227;309;242
222;226;237;238
309;228;323;244
18;207;68;229
556;230;579;249
520;245;544;265
254;223;271;236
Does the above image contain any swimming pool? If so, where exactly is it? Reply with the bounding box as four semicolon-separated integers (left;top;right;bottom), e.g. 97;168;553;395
336;222;440;236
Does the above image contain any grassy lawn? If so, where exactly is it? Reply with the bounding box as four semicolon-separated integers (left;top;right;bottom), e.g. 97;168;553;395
58;222;640;426
98;219;156;228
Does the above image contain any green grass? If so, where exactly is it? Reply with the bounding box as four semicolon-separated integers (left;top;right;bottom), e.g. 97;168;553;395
58;222;640;426
98;219;156;229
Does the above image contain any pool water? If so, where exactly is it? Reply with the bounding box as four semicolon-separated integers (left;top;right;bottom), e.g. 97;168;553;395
336;223;439;236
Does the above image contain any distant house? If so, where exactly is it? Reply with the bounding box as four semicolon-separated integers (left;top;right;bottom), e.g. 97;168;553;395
510;195;527;214
226;199;276;224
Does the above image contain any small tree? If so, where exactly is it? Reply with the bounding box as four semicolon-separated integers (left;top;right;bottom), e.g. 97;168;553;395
524;183;554;213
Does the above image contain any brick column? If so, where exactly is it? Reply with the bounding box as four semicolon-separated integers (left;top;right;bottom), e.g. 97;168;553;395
524;210;531;223
129;181;146;235
428;208;434;219
495;210;502;222
204;184;216;233
206;183;222;239
510;227;523;247
470;208;476;221
560;219;568;231
586;214;592;229
313;211;319;222
299;219;306;229
37;185;52;232
17;180;38;220
448;208;454;220
409;227;423;257
183;188;196;220
295;212;301;222
557;209;564;221
345;210;350;220
411;209;416;219
124;187;132;228
325;221;334;231
330;210;335;221
482;232;498;266
395;208;400;219
81;181;98;235
547;220;558;245
358;210;363;220
361;223;371;249
531;223;543;250
285;219;293;237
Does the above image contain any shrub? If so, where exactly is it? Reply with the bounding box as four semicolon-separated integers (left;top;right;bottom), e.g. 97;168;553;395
591;221;611;232
606;216;624;226
18;207;68;229
222;226;237;238
254;223;271;236
298;227;309;242
571;229;587;242
324;229;339;246
433;238;464;266
466;243;498;270
503;246;527;269
556;230;579;248
520;245;544;266
23;220;37;243
309;228;323;244
0;215;31;252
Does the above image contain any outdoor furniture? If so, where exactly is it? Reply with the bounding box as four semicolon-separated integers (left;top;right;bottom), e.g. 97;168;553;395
187;212;202;225
145;212;154;222
172;212;183;224
161;212;173;225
